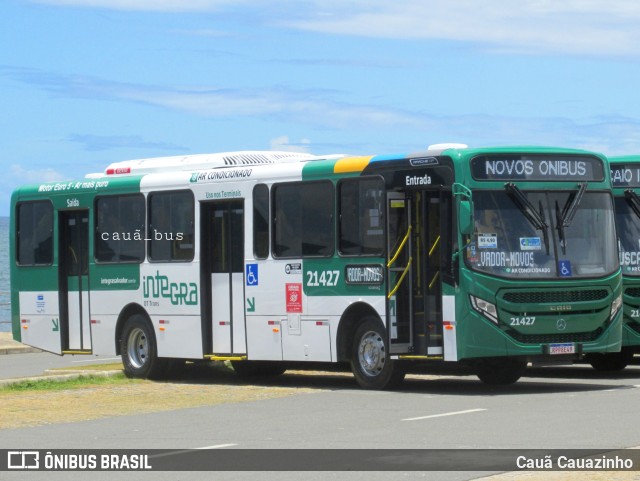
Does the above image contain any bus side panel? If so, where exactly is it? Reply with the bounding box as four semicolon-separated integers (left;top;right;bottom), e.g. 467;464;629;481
18;291;61;354
442;295;457;361
154;315;204;359
281;317;334;362
245;316;283;360
89;315;118;356
306;295;386;363
90;289;139;357
244;260;292;360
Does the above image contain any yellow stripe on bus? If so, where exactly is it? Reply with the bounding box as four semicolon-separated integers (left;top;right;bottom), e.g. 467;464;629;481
333;156;372;174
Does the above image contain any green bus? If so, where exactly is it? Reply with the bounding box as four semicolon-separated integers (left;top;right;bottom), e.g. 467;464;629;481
594;155;640;370
10;146;623;388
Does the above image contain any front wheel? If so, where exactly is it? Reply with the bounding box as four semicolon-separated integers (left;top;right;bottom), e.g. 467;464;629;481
586;351;633;372
475;357;527;385
120;314;165;379
350;318;405;390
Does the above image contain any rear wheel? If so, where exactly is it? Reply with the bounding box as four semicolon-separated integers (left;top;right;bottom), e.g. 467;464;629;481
350;317;405;390
120;314;165;379
475;357;527;385
586;351;633;372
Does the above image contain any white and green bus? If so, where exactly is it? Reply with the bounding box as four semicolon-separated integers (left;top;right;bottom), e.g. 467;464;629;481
10;146;623;388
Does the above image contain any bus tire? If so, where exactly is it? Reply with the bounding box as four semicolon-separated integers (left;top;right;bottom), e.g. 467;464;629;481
475;357;527;385
230;361;286;378
350;317;405;390
120;314;165;380
586;351;633;372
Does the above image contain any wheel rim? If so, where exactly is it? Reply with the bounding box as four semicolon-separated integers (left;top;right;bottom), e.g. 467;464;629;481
357;330;386;377
127;327;148;369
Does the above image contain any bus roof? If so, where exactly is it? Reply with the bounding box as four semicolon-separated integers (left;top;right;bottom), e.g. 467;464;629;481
91;150;346;177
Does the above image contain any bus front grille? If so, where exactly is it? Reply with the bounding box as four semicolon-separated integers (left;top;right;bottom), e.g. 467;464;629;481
505;328;604;344
502;289;608;304
624;287;640;299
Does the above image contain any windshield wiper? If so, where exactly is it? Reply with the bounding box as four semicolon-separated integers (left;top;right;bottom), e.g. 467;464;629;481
625;189;640;219
504;183;550;254
556;182;586;254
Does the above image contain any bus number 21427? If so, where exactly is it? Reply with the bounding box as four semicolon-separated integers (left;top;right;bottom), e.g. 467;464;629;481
306;270;340;287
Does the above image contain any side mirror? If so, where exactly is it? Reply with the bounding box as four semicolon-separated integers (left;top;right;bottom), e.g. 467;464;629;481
459;200;474;236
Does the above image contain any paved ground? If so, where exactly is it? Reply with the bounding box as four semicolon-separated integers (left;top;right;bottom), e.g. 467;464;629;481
0;332;38;354
2;331;639;481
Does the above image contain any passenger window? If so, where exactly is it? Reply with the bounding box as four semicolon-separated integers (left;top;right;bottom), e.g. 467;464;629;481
148;191;194;262
17;201;53;265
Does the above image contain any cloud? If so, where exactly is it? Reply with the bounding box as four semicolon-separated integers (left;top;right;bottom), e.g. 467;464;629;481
28;1;640;56
170;29;233;38
282;0;640;56
5;66;640;154
1;67;427;129
10;164;66;184
67;134;186;152
30;0;244;11
270;136;312;153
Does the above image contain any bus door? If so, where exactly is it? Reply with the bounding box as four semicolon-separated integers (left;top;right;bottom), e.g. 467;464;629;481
415;191;446;356
386;192;413;353
201;200;246;355
58;210;92;353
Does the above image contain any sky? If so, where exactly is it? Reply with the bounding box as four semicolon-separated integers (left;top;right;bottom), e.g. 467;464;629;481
1;0;640;215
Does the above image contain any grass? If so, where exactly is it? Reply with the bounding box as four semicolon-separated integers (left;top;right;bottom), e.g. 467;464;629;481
2;372;130;392
0;364;322;430
47;362;125;372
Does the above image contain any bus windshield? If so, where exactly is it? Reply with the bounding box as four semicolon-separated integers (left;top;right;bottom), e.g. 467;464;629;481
466;190;618;278
616;195;640;277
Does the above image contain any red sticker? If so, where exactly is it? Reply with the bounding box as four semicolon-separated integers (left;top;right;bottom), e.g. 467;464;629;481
286;283;303;313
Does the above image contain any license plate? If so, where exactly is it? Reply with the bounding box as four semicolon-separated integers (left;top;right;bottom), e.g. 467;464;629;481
549;343;575;355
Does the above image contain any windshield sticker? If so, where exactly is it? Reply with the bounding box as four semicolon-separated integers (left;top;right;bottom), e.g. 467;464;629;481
519;237;542;251
477;234;498;249
467;242;479;262
558;260;572;277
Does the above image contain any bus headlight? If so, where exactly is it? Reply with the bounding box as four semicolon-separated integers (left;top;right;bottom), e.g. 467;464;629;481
470;295;499;324
610;294;623;321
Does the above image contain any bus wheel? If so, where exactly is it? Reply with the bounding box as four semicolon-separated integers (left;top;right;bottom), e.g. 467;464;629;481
120;315;164;379
586;351;633;372
350;318;405;390
475;357;527;385
230;361;286;378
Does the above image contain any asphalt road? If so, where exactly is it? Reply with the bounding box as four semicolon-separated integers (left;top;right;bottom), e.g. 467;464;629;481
2;360;640;481
0;351;120;379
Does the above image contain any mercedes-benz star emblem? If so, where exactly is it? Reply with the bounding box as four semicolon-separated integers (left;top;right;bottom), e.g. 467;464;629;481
556;319;567;331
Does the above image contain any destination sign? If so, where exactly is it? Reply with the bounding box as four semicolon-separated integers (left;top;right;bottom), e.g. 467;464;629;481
611;164;640;188
471;156;604;182
345;265;384;285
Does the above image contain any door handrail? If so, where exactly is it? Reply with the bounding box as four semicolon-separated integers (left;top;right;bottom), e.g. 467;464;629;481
388;256;412;299
428;235;440;257
387;225;412;268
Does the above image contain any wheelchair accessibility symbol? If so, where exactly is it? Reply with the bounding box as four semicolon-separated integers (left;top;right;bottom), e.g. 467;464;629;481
558;260;572;277
246;264;259;286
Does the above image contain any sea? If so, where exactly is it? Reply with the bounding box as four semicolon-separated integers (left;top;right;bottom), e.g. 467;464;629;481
0;217;9;332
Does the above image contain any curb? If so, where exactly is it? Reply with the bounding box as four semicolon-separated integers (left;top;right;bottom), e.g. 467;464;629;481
0;346;42;355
